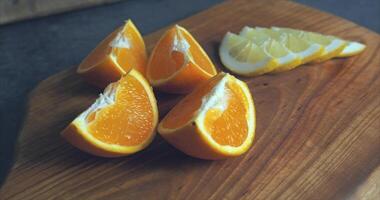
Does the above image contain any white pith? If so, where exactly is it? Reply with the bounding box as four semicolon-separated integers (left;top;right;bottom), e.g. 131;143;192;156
77;82;118;124
148;26;216;85
109;23;131;49
323;38;345;55
199;75;229;114
171;26;193;65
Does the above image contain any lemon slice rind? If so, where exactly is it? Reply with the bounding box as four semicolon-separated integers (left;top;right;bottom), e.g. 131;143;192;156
337;41;366;57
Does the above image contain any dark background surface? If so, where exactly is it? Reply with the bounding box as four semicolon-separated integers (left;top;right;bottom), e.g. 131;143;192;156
0;0;379;186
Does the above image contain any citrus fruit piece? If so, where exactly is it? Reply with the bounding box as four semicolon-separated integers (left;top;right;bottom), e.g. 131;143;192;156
302;32;347;62
239;27;301;73
146;25;217;94
337;41;366;57
61;69;158;157
219;32;277;76
77;19;147;88
220;26;364;77
272;27;347;62
158;72;255;160
256;27;323;64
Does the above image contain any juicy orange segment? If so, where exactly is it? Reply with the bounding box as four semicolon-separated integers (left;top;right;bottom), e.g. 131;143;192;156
147;25;217;94
61;69;158;157
158;72;255;160
77;19;147;88
204;80;248;147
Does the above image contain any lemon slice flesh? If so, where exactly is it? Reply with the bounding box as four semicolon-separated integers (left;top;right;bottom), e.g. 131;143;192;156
240;27;300;73
272;27;347;62
270;27;324;63
219;32;277;76
262;39;300;73
250;27;322;65
302;32;347;62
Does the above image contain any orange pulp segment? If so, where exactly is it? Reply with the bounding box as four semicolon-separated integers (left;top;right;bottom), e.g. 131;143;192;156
147;25;217;94
77;19;147;88
61;69;158;157
158;72;255;159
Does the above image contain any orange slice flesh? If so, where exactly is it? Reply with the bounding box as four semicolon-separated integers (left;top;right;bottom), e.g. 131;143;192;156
147;25;217;94
77;19;147;88
61;69;158;157
158;72;255;160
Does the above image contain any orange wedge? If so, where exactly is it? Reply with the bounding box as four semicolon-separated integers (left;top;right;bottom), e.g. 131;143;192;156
77;19;147;88
61;69;158;157
158;72;255;159
146;25;217;94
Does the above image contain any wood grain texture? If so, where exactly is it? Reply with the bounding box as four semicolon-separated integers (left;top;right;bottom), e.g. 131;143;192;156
0;0;122;25
1;0;380;199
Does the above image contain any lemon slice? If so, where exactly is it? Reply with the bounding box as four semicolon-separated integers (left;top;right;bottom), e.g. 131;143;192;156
262;39;301;73
261;27;323;64
239;27;300;73
240;26;271;45
219;32;277;76
220;26;365;77
248;27;322;64
302;32;346;62
337;41;366;57
272;27;347;62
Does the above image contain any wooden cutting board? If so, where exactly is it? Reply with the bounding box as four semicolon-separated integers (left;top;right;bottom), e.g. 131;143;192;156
1;0;380;199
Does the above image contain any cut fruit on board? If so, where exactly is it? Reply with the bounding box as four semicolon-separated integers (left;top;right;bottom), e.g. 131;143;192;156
250;27;323;65
220;26;366;77
61;69;158;157
337;41;366;57
271;26;366;59
158;72;255;160
147;25;217;94
239;27;301;73
77;19;147;88
1;0;379;199
219;32;277;76
272;27;362;61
